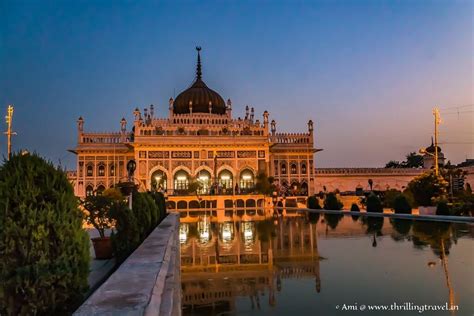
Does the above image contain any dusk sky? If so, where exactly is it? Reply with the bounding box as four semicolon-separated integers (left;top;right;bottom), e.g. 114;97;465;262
0;0;472;169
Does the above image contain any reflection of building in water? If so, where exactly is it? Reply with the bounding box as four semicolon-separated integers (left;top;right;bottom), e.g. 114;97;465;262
181;217;323;312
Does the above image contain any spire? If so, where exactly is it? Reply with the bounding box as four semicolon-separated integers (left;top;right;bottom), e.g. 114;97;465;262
196;46;202;80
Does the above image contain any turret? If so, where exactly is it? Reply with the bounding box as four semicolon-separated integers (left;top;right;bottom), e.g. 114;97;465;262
271;119;276;136
245;105;249;120
226;98;232;117
250;107;255;122
149;104;154;118
77;116;84;133
120;117;127;133
133;107;141;121
263;110;269;131
308;120;313;134
77;116;84;142
169;97;174;117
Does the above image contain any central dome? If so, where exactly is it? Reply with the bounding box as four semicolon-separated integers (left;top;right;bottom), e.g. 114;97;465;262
173;47;226;115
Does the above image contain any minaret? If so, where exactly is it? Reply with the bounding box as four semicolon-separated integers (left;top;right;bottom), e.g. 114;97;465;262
77;116;84;142
263;111;269;132
250;107;255;122
149;104;154;118
169;98;174;117
245;105;249;120
308;120;314;139
120;118;127;142
227;98;232;118
133;107;141;121
271;119;276;136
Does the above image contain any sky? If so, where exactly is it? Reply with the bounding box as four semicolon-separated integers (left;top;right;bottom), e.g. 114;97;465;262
0;0;472;169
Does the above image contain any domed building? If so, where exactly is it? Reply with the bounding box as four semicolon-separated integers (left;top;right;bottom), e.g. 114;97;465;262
71;47;319;208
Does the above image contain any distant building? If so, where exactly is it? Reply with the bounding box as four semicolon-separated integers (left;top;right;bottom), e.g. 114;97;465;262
422;138;446;169
69;48;319;198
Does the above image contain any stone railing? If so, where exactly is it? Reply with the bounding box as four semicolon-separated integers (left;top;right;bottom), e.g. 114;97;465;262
80;132;131;144
315;168;426;175
270;133;311;144
74;213;180;316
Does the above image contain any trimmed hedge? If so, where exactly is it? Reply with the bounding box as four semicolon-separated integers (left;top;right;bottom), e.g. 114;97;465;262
110;190;167;263
366;193;383;213
0;153;90;315
307;195;322;209
323;192;343;210
393;194;412;214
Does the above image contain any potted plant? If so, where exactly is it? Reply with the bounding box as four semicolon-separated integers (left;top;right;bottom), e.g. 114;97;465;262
83;191;118;259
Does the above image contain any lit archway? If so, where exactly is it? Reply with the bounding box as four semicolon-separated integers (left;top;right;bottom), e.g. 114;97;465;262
196;169;211;194
240;169;255;191
151;169;167;191
218;169;233;192
174;170;190;192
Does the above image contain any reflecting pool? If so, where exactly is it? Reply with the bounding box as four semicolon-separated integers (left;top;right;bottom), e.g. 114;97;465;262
180;212;474;315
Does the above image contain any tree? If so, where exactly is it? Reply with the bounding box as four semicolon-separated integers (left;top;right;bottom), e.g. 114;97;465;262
366;193;383;212
385;160;402;168
255;172;276;196
323;192;343;210
368;179;373;191
0;153;90;315
307;195;322;209
403;152;424;168
406;171;448;206
393;194;412;214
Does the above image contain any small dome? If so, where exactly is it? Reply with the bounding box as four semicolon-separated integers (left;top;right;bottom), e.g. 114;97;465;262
426;138;442;153
173;47;226;115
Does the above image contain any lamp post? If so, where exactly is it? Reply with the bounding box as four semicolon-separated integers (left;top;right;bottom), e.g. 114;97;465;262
4;105;17;160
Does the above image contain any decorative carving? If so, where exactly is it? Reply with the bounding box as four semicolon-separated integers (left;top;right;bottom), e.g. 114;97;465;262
258;150;265;158
172;151;192;159
139;151;147;158
139;160;146;175
237;151;256;158
149;151;170;159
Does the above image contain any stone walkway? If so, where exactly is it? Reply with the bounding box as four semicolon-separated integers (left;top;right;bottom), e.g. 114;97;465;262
86;229;116;294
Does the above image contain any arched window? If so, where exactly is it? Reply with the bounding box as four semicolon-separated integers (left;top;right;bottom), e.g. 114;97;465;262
98;164;105;177
281;163;287;175
96;185;105;194
240;169;255;190
274;160;278;175
290;163;297;174
196;169;211;194
110;164;115;176
85;185;94;196
86;164;93;177
218;170;233;192
151;170;167;191
301;163;307;174
174;170;189;192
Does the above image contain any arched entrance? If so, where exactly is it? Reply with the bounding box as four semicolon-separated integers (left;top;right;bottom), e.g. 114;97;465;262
196;169;211;195
240;169;255;193
218;169;233;194
151;169;167;191
174;170;190;194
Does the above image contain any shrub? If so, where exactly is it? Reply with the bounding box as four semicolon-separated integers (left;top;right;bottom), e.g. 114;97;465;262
0;153;90;315
150;191;167;222
366;193;383;213
110;201;140;263
393;194;412;214
406;171;448;206
436;201;450;216
307;195;322;209
383;189;401;208
350;203;360;212
132;191;153;239
323;192;343;210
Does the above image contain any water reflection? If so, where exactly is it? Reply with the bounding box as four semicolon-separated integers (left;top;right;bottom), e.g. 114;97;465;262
180;213;474;315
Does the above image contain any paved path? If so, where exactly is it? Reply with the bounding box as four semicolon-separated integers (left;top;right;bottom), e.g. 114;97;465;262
85;229;116;294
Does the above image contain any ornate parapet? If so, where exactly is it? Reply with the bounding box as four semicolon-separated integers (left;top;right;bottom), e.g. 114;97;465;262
270;132;312;144
79;132;131;144
315;168;426;176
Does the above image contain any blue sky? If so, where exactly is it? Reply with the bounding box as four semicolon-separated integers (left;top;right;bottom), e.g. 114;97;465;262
0;0;472;168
